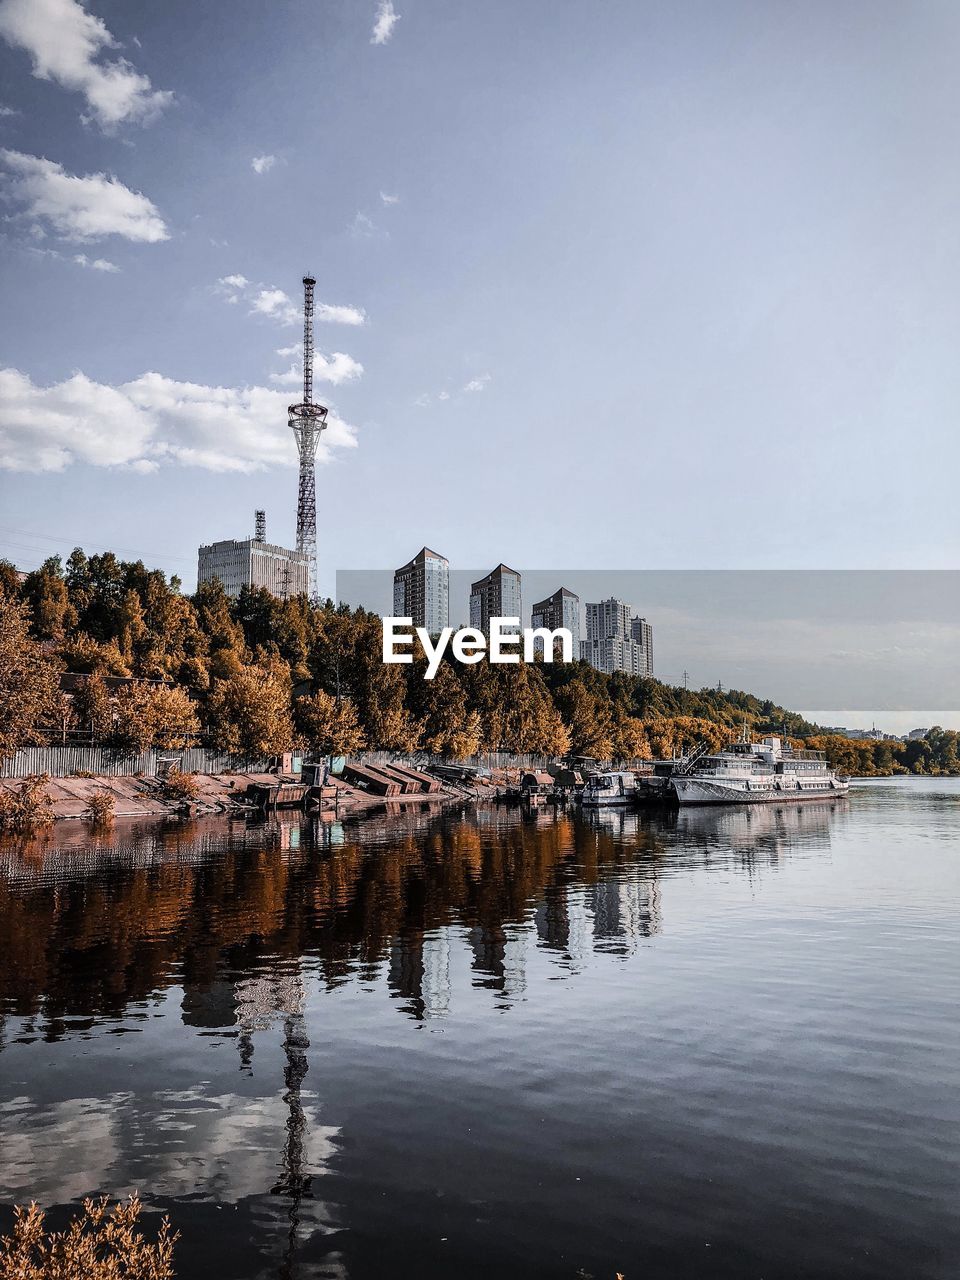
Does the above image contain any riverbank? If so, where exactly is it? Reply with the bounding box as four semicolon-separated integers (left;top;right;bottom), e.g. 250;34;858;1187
0;770;468;823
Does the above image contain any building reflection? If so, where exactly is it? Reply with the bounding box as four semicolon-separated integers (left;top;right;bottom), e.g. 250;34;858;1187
0;799;843;1043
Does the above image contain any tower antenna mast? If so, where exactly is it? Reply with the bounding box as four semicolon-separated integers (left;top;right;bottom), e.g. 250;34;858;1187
288;274;328;598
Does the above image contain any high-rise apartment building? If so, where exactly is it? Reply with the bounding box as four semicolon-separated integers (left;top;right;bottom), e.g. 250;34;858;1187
631;616;653;672
393;547;449;634
530;587;581;657
197;513;309;600
469;564;522;632
582;597;654;676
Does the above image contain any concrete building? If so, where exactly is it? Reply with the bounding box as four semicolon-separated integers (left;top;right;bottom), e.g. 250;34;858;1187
393;546;449;634
197;513;309;599
630;616;654;673
469;564;521;633
530;587;581;657
582;597;653;676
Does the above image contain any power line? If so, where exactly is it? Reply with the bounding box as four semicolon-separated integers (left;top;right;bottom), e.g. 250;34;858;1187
0;525;196;566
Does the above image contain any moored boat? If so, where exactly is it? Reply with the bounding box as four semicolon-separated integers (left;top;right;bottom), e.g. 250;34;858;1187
581;770;639;807
672;735;848;805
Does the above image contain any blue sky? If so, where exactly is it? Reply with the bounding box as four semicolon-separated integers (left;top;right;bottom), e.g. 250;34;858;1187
1;0;959;605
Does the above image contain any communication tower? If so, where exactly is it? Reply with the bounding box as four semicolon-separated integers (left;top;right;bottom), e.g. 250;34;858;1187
288;275;328;598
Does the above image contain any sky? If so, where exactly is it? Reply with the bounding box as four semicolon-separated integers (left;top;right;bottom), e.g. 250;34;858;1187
1;0;958;728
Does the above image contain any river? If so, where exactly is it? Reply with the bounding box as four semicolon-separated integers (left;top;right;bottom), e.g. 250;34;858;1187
0;778;957;1279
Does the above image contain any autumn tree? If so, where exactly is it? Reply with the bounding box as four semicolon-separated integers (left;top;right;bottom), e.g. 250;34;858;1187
611;713;651;762
556;677;614;758
206;660;294;757
71;673;113;741
192;578;246;679
148;684;200;748
0;592;62;758
294;690;366;757
109;682;157;753
419;664;481;759
22;556;77;641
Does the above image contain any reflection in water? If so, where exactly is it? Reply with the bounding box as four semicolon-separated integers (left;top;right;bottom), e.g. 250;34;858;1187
0;800;842;1038
4;791;956;1280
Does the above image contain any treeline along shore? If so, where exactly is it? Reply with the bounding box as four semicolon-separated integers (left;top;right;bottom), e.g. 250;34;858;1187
1;549;958;783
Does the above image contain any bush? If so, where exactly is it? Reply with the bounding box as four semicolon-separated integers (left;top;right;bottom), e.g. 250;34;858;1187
0;1194;177;1279
87;789;115;826
161;767;199;802
0;775;54;834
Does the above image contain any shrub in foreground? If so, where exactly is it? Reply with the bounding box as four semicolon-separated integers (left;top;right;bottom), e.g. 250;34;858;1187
0;1194;177;1279
0;775;54;834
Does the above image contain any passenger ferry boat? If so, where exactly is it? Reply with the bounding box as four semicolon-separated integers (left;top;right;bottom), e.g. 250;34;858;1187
672;735;849;806
581;770;639;807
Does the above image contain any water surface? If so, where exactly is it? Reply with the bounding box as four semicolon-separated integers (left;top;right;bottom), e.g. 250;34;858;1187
1;779;958;1279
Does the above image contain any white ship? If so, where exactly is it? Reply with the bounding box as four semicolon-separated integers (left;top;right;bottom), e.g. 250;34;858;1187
672;735;849;806
581;770;639;807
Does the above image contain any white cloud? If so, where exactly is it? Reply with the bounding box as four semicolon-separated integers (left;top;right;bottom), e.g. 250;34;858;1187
251;154;276;175
437;390;450;401
0;103;19;116
270;350;364;387
380;190;399;205
0;148;168;242
315;302;365;325
463;374;491;393
0;0;173;130
73;252;119;272
370;0;400;44
0;366;358;473
251;287;300;325
217;276;366;326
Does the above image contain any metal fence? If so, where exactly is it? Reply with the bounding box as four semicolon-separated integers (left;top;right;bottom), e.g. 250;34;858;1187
0;746;269;780
3;746;565;781
360;750;553;771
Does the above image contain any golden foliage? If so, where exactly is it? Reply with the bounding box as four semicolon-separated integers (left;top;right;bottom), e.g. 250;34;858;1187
0;594;62;758
0;1194;177;1279
294;690;366;757
207;661;294;758
86;789;115;826
0;775;54;834
160;768;199;802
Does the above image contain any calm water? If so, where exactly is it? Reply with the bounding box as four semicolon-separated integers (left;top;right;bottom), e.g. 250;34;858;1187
0;779;958;1279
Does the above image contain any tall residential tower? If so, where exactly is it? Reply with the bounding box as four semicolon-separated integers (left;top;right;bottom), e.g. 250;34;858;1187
530;587;581;657
469;564;522;633
393;547;450;634
582;597;653;676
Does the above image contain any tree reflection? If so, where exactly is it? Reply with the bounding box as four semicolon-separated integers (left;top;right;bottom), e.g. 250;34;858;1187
0;800;842;1042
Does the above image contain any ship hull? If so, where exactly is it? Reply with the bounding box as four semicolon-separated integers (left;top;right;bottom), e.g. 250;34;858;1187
673;777;849;805
581;793;638;807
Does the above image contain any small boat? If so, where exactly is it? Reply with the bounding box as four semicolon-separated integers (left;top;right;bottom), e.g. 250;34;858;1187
581;770;638;807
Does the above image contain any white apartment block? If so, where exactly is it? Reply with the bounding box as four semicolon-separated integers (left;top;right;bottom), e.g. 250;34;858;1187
582;598;654;677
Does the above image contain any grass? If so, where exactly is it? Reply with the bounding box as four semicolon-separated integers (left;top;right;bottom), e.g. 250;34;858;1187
0;1195;177;1279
